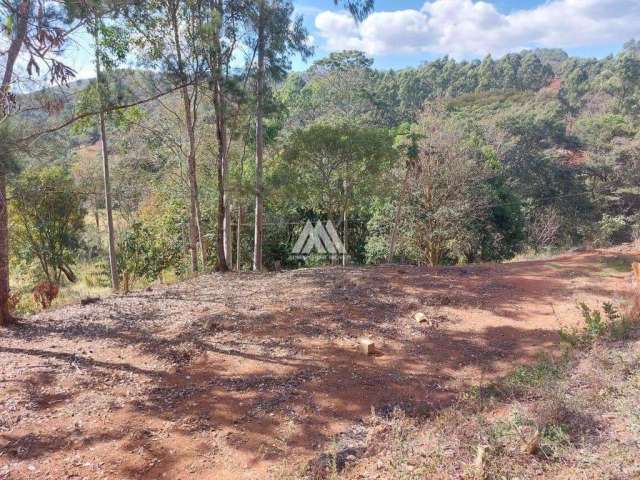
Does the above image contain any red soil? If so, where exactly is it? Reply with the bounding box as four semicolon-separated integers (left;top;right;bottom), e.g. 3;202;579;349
1;246;637;479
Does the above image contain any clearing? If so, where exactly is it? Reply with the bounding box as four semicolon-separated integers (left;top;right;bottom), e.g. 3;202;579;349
1;246;638;479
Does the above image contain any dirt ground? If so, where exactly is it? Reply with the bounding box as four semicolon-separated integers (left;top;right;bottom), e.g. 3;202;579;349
1;246;638;480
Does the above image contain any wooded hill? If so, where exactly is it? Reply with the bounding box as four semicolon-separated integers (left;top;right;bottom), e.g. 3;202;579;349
5;34;640;313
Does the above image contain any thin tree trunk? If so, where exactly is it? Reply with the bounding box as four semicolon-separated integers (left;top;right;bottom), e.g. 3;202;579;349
342;208;348;267
236;206;243;270
210;0;229;272
0;0;30;325
95;22;119;292
387;168;411;263
170;0;201;273
195;200;206;268
253;7;265;272
224;199;232;266
213;72;229;272
0;173;10;325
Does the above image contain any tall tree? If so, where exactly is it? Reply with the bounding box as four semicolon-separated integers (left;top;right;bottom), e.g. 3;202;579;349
93;17;120;291
247;0;311;271
1;0;78;324
205;0;238;271
126;0;208;272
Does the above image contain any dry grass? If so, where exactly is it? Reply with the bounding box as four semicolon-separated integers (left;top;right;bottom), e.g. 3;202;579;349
330;323;640;480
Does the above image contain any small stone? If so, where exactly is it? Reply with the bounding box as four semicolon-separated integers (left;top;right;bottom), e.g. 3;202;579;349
414;312;427;323
358;337;375;355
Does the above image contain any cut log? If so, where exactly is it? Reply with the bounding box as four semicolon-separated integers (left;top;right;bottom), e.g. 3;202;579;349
358;337;375;355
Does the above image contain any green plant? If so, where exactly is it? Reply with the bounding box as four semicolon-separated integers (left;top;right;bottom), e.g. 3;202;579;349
594;214;627;247
560;301;637;347
118;221;182;291
539;423;571;460
502;354;562;394
10;165;86;285
581;302;607;338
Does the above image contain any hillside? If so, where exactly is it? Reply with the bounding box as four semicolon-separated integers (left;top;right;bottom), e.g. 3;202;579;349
1;246;638;479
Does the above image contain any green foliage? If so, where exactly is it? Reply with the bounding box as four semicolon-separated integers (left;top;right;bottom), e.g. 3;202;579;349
9;165;86;284
502;354;562;393
594;214;627;246
277;122;396;217
117;221;182;284
559;301;636;348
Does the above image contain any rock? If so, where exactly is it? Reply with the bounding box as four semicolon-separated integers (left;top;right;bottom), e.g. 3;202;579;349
358;337;375;355
414;312;427;323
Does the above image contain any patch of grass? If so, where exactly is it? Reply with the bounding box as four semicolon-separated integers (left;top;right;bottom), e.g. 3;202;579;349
600;255;635;273
484;354;565;400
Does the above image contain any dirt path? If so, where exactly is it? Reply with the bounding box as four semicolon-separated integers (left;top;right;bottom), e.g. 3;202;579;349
1;247;638;479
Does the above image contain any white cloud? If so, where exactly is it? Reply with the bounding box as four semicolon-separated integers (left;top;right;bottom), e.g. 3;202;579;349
314;0;640;58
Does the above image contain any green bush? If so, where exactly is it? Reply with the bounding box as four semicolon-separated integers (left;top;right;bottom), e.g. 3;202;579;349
594;214;627;246
560;301;635;348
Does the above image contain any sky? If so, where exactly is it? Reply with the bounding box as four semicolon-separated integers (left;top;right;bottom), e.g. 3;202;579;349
59;0;640;79
294;0;640;70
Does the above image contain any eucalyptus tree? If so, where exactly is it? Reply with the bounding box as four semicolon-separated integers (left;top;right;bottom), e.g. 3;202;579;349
0;0;80;324
199;0;246;272
71;2;130;292
125;0;209;272
245;0;311;271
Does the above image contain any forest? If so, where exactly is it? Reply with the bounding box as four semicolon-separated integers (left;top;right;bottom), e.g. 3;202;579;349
2;1;640;318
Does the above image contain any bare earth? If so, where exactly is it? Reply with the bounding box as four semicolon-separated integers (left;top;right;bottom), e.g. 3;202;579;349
1;247;638;480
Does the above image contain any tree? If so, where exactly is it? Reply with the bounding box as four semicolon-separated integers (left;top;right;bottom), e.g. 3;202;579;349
279;50;383;129
10;166;85;284
126;0;209;272
246;0;311;271
409;104;492;266
94;20;120;291
1;0;80;325
387;123;419;262
278;123;396;264
202;0;246;272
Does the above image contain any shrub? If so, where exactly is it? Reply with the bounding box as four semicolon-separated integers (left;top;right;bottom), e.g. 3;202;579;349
118;221;183;292
560;301;637;348
594;214;627;246
10;165;86;285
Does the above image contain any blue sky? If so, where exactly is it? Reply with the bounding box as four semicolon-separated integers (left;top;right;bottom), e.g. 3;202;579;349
61;0;640;78
292;0;640;70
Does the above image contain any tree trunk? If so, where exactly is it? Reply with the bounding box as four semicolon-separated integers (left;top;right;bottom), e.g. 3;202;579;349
94;204;100;230
210;0;229;272
95;23;120;292
342;208;348;267
0;173;10;325
170;0;201;273
236;206;243;270
0;0;30;325
195;200;207;268
213;73;229;272
253;8;265;272
224;200;232;267
387;168;411;263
